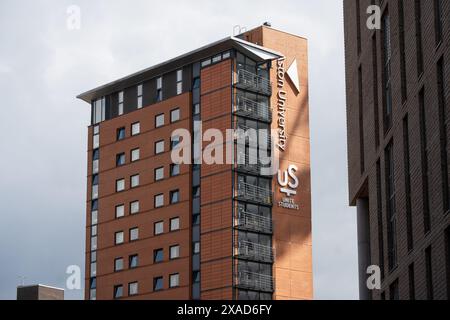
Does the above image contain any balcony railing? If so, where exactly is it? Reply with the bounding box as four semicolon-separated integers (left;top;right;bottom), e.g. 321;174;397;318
236;182;272;206
235;96;272;123
235;271;274;293
235;69;272;96
235;240;274;263
236;210;273;234
235;124;272;150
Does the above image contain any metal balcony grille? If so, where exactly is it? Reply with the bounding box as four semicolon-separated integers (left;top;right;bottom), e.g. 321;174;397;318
235;124;272;150
236;182;272;205
236;69;272;96
235;96;272;122
235;271;274;292
235;240;274;263
236;211;273;234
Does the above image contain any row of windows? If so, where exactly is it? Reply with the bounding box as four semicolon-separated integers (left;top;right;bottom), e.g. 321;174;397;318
112;273;180;299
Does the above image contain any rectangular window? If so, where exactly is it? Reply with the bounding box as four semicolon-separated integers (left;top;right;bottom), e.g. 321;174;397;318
193;271;200;283
154;248;163;263
93;133;100;149
117;127;125;141
382;11;392;132
193;214;200;226
156;77;163;102
115;204;125;219
356;0;361;55
91;210;98;225
169;273;179;288
176;69;183;95
130;201;139;215
118;91;124;116
114;258;123;272
114;285;123;299
131;148;140;162
154;221;164;235
116;153;125;166
153;276;163;291
419;88;431;233
170;217;180;231
129;227;139;241
193;103;200;115
409;263;415;300
155;140;164;154
93;98;105;124
91;225;97;237
155;167;164;181
128;282;138;296
358;65;365;174
425;246;434;299
129;254;138;269
170;245;180;259
415;0;424;76
130;174;139;188
91;236;97;251
155;113;165;128
385;141;397;270
131;122;140;136
116;179;125;192
403;116;413;251
92;159;99;174
193;241;200;254
171;108;180;123
170;164;180;177
91;185;98;200
90;262;96;277
137;84;143;109
193;186;200;198
398;0;407;102
154;194;164;208
434;0;443;45
437;58;449;213
115;231;124;245
170;190;180;204
171;135;180;150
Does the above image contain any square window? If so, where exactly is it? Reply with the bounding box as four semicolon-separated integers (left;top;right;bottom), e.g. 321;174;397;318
170;190;180;204
130;227;139;241
170;164;180;176
117;127;125;141
193;241;200;254
91;236;97;251
153;276;163;291
115;205;125;218
129;254;138;268
91;210;98;225
128;282;138;296
169;273;179;288
155;167;164;181
131;148;140;162
130;174;140;188
154;194;164;208
115;231;124;245
114;285;123;299
154;221;164;235
155;114;165;128
170;245;180;259
114;258;123;272
131;122;140;136
170;217;180;231
116;153;125;166
154;248;163;263
171;108;180;122
116;179;125;192
155;140;164;154
130;201;139;215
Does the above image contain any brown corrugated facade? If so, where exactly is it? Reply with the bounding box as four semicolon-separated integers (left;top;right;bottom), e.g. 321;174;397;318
79;25;312;300
344;0;450;299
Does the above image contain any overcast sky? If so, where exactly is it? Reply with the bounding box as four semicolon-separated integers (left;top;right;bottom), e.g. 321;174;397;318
0;0;357;300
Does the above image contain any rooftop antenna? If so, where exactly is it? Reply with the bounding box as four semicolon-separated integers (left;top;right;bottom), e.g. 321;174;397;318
233;25;247;36
18;276;27;287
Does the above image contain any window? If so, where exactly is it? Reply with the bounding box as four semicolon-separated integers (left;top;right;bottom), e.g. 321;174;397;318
115;231;124;245
154;221;164;235
434;0;443;45
91;210;98;225
114;285;123;299
437;58;449;213
130;201;139;215
170;190;180;204
90;262;96;277
358;66;365;174
154;248;163;263
193;186;200;198
382;11;392;132
130;174;140;188
415;0;424;76
193;103;200;115
169;273;179;288
176;69;183;95
131;122;140;136
91;236;97;251
171;108;180;123
131;148;140;162
156;76;163;102
356;0;361;55
116;179;125;192
92;159;99;174
92;184;98;200
137;84;143;109
376;160;385;279
171;135;180;150
118;91;124;116
114;258;123;272
93;97;105;124
170;245;180;259
385;142;397;270
425;246;433;299
193;214;200;226
116;153;125;166
129;254;138;269
91;200;98;211
193;241;200;254
155;113;164;128
445;227;450;298
419;88;431;233
153;276;163;291
398;0;407;102
154;194;164;208
155;140;164;154
129;227;139;241
170;217;180;231
91;251;97;263
403;117;413;251
91;225;97;236
155;167;164;181
93;148;100;161
117;127;125;141
170;164;180;177
193;271;200;283
115;204;125;219
201;59;211;67
128;282;138;296
372;34;380;147
93;132;100;149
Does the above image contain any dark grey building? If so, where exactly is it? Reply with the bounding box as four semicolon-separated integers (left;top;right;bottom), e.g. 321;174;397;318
17;285;64;300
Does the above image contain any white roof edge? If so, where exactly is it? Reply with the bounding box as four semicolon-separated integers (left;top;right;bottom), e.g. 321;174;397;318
18;284;64;291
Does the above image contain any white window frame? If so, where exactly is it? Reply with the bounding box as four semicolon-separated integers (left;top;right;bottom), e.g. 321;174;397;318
115;204;125;218
131;122;140;136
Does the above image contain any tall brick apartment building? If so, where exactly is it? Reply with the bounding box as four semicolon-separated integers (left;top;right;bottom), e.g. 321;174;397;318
344;0;450;299
77;25;313;300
